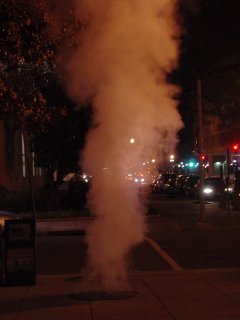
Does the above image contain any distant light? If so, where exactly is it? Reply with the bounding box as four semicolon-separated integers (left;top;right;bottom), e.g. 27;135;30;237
189;162;194;167
170;154;174;160
151;159;156;163
232;144;239;151
130;138;135;144
215;162;221;166
142;162;146;166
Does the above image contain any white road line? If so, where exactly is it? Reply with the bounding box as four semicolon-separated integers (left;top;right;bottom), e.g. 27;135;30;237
145;237;183;271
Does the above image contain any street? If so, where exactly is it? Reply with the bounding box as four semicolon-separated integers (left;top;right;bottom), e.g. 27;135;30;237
36;193;240;275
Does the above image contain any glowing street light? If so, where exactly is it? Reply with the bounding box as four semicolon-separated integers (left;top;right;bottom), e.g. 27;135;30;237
130;138;135;144
169;154;175;163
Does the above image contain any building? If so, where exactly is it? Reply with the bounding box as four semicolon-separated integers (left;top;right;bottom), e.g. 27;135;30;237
0;119;45;191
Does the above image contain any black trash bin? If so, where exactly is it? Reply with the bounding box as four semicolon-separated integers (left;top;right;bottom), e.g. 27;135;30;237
0;213;36;287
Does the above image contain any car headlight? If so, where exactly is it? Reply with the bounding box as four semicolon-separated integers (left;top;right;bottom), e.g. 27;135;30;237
203;187;213;194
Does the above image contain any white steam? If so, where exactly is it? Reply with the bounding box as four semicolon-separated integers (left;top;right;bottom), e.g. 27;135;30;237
59;0;182;289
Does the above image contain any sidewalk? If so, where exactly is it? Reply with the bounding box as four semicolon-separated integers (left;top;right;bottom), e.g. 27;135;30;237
1;268;240;319
2;207;240;319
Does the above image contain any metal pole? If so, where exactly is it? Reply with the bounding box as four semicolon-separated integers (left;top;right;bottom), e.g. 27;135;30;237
24;132;36;219
197;79;205;221
226;147;230;210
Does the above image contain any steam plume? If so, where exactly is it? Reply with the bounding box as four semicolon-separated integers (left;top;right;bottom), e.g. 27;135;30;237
53;0;182;289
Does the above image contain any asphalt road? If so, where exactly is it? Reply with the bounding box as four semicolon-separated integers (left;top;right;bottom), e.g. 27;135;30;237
36;193;240;275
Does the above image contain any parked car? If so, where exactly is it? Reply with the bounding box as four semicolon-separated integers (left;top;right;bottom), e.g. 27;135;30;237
175;175;188;195
151;173;176;193
182;175;200;198
59;172;91;208
224;182;234;200
194;176;225;200
164;175;178;195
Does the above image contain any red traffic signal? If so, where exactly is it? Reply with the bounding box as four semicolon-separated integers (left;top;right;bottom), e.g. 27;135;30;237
200;154;207;161
232;144;239;152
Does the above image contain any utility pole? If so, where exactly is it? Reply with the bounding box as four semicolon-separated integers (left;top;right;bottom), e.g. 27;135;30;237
197;79;205;221
226;147;230;210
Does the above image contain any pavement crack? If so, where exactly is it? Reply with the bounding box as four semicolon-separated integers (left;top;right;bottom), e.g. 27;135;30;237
193;271;240;307
141;277;177;320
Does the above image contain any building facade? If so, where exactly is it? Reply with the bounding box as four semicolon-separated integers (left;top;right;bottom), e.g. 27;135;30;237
0;119;45;191
204;114;240;181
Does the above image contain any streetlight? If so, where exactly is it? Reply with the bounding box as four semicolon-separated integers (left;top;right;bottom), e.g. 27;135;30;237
169;154;175;162
169;154;175;173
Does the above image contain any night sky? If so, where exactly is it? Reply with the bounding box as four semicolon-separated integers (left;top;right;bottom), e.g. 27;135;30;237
177;0;240;159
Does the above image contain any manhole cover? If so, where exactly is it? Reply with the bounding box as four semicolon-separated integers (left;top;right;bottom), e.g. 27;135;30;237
70;290;139;301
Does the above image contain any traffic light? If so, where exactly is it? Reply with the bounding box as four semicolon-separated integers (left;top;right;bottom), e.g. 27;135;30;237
232;143;239;153
200;154;208;162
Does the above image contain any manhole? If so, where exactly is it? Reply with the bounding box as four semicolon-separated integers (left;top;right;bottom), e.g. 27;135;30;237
70;290;139;301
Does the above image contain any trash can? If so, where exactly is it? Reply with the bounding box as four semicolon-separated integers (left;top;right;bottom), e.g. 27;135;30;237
4;218;36;286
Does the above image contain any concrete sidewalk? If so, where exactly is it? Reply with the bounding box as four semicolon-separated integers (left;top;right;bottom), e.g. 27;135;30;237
1;268;240;319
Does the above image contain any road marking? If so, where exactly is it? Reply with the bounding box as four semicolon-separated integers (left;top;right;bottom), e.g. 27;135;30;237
145;237;183;271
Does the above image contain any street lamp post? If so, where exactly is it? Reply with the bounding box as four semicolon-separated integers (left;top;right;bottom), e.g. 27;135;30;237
226;147;231;210
197;79;205;221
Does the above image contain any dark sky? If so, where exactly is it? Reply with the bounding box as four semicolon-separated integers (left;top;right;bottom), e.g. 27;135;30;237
177;0;240;159
180;0;240;75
